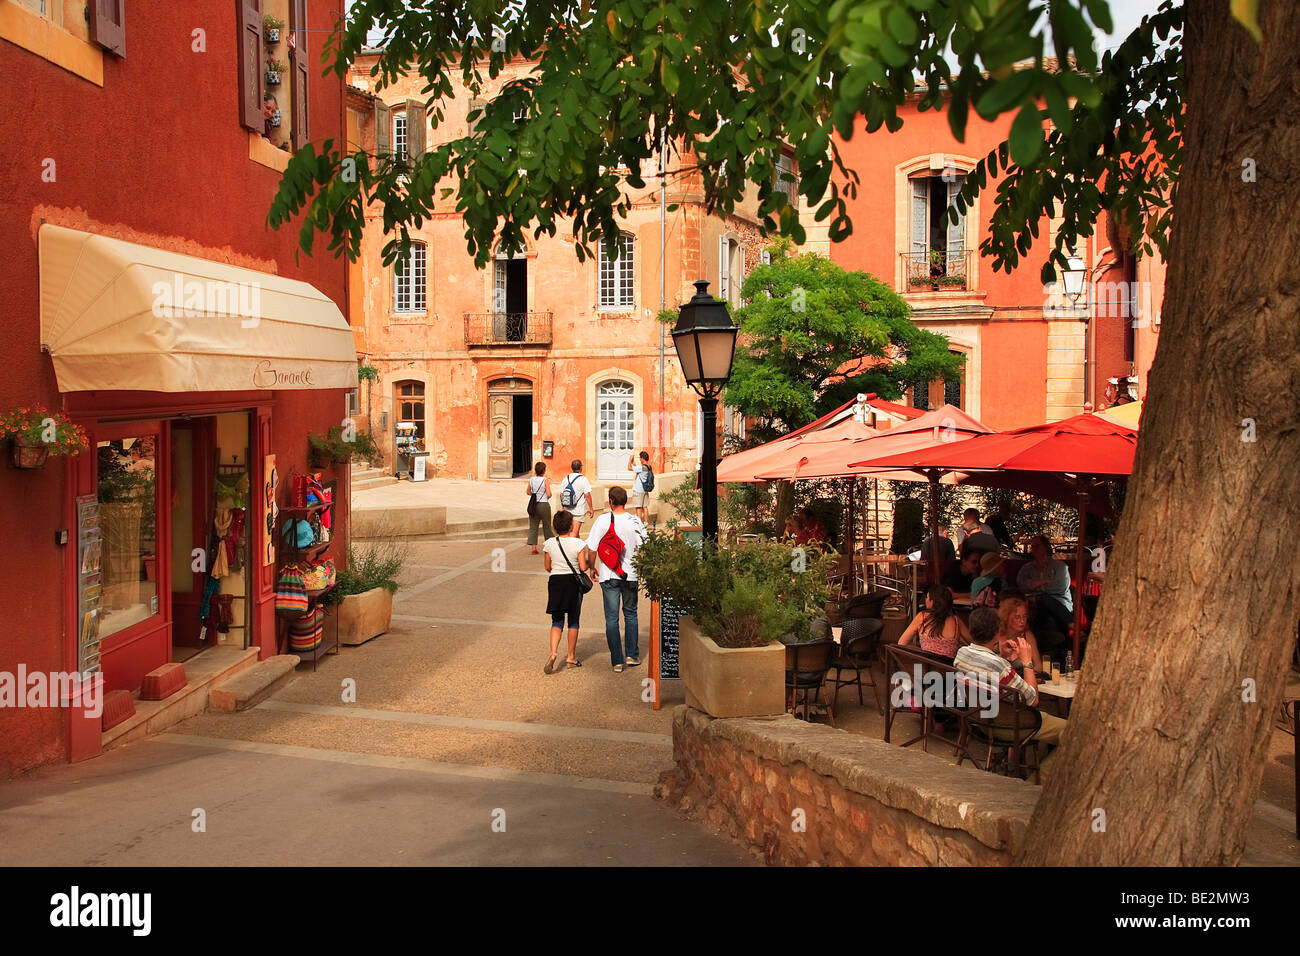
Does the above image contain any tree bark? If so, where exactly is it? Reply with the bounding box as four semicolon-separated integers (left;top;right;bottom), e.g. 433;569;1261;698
1018;0;1300;865
773;479;796;539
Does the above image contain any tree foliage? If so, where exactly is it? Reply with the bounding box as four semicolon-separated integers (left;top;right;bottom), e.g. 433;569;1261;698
272;0;1184;284
725;251;962;436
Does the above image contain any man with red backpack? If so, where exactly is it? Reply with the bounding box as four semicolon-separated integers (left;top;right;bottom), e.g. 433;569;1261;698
586;486;647;673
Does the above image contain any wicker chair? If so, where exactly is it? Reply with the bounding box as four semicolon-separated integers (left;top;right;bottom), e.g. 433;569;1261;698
783;637;838;725
828;617;884;714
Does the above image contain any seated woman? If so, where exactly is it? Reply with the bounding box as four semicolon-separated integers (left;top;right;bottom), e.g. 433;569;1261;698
996;596;1042;672
897;584;969;660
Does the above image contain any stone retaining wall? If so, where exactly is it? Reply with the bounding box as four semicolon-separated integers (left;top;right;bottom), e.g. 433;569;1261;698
655;706;1038;866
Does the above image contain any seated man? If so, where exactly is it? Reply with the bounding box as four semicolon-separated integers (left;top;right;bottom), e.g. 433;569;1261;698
1016;534;1073;649
954;608;1067;783
919;528;956;564
944;550;981;594
958;506;1001;558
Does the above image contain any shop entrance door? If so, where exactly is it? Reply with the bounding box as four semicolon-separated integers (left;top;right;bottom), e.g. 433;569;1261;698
171;419;216;650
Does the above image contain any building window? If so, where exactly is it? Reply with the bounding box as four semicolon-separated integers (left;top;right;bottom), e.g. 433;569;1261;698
719;236;745;307
393;243;426;313
494;247;528;318
908;173;968;287
396;381;426;442
393;111;407;160
598;233;635;309
774;153;797;208
97;436;159;641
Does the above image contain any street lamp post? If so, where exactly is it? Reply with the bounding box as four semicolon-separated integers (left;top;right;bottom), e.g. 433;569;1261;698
671;280;738;542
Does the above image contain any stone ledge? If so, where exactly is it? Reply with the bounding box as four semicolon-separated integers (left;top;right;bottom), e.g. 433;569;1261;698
670;705;1037;857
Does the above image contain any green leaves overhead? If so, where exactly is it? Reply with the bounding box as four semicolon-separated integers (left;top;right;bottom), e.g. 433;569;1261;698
270;0;1183;285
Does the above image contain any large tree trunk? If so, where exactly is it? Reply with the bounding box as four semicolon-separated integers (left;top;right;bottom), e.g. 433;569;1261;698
1018;0;1300;864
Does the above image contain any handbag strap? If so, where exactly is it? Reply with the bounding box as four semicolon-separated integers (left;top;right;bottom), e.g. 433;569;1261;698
557;539;587;584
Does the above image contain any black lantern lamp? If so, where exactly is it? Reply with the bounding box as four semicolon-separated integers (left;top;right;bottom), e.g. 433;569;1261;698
672;280;738;541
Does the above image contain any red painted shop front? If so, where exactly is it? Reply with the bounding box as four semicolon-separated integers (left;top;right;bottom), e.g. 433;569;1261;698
40;225;358;760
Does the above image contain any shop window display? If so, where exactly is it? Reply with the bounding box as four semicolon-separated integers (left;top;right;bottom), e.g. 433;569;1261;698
97;438;158;639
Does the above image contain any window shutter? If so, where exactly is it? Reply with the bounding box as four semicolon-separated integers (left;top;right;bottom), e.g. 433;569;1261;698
405;100;426;163
91;0;126;58
946;175;967;263
910;178;928;258
290;49;309;148
375;101;391;154
718;237;729;303
237;0;263;131
289;0;309;148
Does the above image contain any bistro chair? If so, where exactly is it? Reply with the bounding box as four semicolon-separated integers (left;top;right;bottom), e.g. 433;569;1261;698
829;616;884;714
959;688;1044;782
782;637;838;726
881;644;972;760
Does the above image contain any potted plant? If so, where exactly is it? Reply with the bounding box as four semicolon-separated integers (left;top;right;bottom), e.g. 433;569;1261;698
263;15;283;43
908;275;932;289
309;425;380;467
0;405;88;470
323;540;403;645
636;534;833;718
265;59;285;86
928;250;944;290
939;274;966;289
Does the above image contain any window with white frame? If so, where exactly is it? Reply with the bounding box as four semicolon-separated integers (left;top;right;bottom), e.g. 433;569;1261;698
774;153;797;208
392;111;407;161
393;243;427;313
908;173;968;285
598;233;635;309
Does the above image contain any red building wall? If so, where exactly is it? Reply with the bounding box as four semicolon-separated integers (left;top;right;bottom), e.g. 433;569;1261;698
0;0;349;775
830;93;1150;427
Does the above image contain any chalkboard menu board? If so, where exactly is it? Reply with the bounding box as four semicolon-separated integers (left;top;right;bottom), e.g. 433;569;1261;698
658;596;680;681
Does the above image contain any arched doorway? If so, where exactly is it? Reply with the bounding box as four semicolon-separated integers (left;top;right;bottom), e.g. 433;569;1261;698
596;380;635;480
487;377;533;478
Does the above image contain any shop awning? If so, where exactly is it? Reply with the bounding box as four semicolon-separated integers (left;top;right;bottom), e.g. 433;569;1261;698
39;224;359;393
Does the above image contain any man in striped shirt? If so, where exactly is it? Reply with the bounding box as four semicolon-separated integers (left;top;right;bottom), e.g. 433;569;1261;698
955;608;1067;783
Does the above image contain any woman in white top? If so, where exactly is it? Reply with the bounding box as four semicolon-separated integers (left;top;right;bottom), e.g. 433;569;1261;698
542;509;588;673
526;461;554;554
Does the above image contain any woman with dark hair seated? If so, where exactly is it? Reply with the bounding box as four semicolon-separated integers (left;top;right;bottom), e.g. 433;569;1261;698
897;584;969;660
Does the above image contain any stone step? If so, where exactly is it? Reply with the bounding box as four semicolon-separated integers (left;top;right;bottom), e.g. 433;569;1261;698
353;475;398;492
208;655;300;713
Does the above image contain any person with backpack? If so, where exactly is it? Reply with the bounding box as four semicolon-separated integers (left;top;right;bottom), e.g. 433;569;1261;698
525;461;554;555
585;486;647;673
557;459;594;534
627;450;655;525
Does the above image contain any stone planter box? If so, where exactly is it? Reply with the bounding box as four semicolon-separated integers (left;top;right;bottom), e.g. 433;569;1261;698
678;614;785;718
333;586;393;646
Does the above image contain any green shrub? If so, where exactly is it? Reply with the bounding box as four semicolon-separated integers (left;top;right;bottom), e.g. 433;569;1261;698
635;533;833;648
329;541;404;603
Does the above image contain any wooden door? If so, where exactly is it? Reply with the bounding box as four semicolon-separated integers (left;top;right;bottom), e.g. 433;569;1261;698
488;393;513;478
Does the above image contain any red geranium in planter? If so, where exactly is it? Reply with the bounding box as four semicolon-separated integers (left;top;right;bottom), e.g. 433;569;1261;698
0;405;89;470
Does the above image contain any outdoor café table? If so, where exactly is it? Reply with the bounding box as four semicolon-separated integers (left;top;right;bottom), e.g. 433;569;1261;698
1035;671;1078;717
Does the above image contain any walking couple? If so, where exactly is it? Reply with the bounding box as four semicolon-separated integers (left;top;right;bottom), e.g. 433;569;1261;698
525;459;594;553
541;485;646;675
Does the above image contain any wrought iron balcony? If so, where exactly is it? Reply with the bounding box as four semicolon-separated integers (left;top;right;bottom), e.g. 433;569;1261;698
901;250;974;293
463;311;553;346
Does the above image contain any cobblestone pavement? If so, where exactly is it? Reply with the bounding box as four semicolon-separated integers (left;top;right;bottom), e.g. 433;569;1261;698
0;539;754;866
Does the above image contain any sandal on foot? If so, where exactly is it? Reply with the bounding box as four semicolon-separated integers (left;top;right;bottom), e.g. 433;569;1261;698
544;655;558;674
565;658;581;667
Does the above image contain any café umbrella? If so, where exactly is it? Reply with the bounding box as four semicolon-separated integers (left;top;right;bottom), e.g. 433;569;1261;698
746;404;991;573
851;411;1138;662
